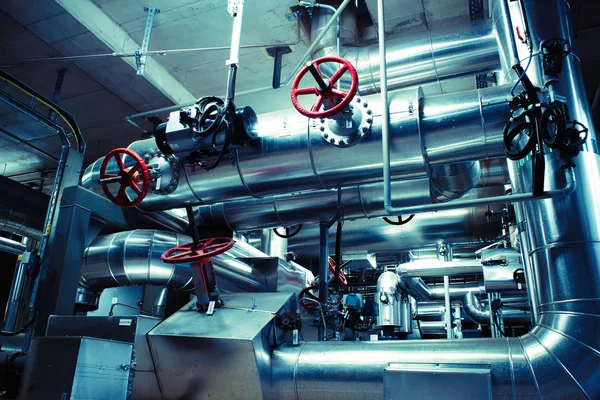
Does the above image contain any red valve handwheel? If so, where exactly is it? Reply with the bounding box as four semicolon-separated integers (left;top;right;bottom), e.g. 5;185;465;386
99;148;150;208
290;56;358;119
161;237;235;264
328;256;348;286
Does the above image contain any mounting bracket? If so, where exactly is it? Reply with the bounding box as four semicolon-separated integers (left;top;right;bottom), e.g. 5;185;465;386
136;7;160;76
266;46;292;89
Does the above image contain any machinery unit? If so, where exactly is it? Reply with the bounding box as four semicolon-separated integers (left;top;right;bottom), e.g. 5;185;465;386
0;0;599;399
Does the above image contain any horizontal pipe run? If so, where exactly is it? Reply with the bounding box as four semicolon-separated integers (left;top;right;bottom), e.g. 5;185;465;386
397;260;483;278
384;167;576;215
0;236;26;255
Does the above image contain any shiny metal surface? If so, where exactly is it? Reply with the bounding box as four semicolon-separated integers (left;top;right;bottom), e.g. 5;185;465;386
4;238;32;332
19;337;133;400
384;363;492;400
375;271;402;327
0;208;43;240
288;206;498;257
0;236;26;255
148;293;296;400
397;259;482;278
81;230;312;304
463;292;531;327
260;228;288;259
195;162;508;231
270;3;600;399
83;84;512;211
270;339;538;400
340;20;499;96
310;6;357;58
481;248;523;292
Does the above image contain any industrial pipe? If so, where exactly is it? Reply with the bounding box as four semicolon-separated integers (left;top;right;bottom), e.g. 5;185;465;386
195;161;508;231
397;259;483;278
0;237;26;255
82;74;512;212
401;278;486;301
462;292;531;326
287;206;499;257
270;1;600;398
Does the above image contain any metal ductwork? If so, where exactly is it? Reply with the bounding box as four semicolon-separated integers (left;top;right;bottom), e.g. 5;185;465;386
267;1;600;398
195;160;508;231
79;230;310;310
82;75;511;213
287;205;497;257
310;7;500;95
462;291;530;326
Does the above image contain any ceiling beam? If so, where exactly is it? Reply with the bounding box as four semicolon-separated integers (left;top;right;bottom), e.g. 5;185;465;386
56;0;196;105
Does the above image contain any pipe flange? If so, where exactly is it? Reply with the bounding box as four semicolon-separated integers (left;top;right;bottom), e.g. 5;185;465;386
315;98;373;147
143;149;181;195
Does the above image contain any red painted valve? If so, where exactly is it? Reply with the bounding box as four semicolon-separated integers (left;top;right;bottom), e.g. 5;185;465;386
290;55;358;119
328;256;348;286
161;237;235;264
99;148;150;208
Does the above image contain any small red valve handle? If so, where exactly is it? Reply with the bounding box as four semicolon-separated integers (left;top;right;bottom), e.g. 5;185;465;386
161;237;235;264
290;55;358;119
328;256;348;286
99;148;150;208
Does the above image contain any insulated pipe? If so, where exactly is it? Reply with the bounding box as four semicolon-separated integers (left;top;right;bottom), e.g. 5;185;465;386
0;236;26;255
401;278;486;301
195;163;508;231
270;2;600;399
79;230;271;308
463;292;531;326
82;84;512;212
287;206;499;257
397;260;483;278
313;13;499;96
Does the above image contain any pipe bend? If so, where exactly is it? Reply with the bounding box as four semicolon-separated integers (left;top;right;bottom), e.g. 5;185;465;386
463;291;490;325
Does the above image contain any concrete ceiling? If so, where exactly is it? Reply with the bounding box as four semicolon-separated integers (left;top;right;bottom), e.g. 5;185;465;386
0;0;598;188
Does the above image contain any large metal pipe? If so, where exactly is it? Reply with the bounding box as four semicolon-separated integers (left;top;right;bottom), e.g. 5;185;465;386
195;161;507;231
287;206;498;257
79;230;273;309
270;2;600;398
79;230;313;310
313;11;499;96
82;82;512;211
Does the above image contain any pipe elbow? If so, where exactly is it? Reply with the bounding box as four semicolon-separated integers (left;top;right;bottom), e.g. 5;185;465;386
462;291;490;325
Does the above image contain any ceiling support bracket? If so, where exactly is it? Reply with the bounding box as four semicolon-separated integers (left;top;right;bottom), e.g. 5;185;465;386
266;46;292;89
136;7;160;76
49;68;68;122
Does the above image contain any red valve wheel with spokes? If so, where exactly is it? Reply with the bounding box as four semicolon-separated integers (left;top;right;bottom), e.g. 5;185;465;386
99;148;150;208
328;256;348;286
291;55;358;119
161;237;235;264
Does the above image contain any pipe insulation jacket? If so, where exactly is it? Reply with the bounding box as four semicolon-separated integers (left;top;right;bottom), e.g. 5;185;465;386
79;230;313;307
268;1;600;399
82;81;511;212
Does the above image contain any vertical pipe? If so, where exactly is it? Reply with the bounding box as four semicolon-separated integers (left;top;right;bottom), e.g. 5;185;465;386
4;237;31;332
318;214;329;341
377;0;392;213
443;276;452;339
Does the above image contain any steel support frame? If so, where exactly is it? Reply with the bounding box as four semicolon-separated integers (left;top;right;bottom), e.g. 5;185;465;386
32;185;176;336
